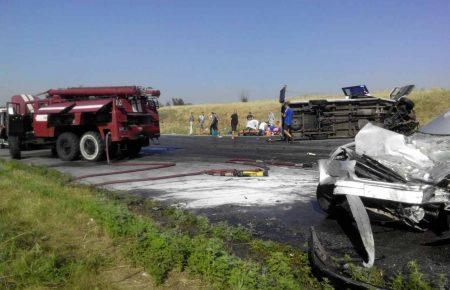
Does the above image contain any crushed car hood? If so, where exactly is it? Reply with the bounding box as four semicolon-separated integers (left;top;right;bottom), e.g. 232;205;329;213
355;123;450;185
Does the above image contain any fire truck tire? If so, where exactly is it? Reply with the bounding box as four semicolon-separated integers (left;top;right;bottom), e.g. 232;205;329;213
80;131;105;162
9;136;21;159
56;132;80;161
125;141;142;158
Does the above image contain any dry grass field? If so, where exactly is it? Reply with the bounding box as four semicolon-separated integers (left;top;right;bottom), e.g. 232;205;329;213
159;88;450;135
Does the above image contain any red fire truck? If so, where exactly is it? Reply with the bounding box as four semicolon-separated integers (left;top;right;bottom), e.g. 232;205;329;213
6;86;161;161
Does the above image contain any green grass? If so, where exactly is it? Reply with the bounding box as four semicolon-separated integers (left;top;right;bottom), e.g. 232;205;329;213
0;160;325;289
159;88;450;134
342;258;445;289
0;159;444;289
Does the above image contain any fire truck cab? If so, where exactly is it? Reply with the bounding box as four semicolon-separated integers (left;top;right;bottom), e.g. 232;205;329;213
6;86;161;161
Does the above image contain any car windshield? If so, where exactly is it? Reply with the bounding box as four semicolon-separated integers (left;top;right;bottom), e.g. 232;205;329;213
417;109;450;135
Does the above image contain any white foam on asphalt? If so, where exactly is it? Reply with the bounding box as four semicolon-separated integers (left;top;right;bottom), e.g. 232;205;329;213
2;153;319;209
104;163;318;209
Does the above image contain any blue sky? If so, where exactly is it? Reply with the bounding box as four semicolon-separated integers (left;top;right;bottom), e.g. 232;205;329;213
1;0;449;104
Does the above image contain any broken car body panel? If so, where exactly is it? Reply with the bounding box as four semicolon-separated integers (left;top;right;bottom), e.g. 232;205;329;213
316;110;450;266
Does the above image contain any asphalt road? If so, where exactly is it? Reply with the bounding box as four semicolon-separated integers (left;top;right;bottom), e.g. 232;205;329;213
1;135;448;282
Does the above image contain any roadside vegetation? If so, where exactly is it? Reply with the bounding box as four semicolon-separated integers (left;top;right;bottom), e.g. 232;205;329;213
0;160;326;289
341;256;445;289
159;88;450;134
0;159;443;289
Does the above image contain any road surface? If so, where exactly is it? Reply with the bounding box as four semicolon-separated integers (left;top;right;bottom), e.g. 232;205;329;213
1;135;448;282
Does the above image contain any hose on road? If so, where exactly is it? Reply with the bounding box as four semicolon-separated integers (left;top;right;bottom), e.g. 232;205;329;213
72;162;176;181
71;134;265;187
226;158;312;168
72;135;317;187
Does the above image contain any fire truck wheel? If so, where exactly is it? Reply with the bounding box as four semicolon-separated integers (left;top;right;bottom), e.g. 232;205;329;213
9;136;21;159
80;131;105;162
125;141;142;158
56;132;80;161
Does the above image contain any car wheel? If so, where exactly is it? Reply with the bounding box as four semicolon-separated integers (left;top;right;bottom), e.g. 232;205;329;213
79;131;105;162
9;136;21;159
56;132;80;161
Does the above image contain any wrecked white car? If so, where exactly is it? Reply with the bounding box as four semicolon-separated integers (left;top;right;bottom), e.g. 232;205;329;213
316;110;450;267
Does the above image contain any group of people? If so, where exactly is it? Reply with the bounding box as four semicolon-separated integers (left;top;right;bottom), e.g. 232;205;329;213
242;111;281;137
189;112;219;135
188;110;285;138
186;101;295;142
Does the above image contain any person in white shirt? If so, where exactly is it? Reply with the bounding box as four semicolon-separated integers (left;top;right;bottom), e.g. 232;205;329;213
268;112;275;126
259;121;268;135
188;113;194;135
246;119;259;130
198;113;205;133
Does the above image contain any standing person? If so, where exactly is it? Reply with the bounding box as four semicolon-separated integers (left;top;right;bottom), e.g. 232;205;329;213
282;102;294;142
198;112;205;134
230;110;239;141
209;112;214;135
279;85;288;139
211;112;219;136
188;113;194;135
280;102;287;140
268;112;275;126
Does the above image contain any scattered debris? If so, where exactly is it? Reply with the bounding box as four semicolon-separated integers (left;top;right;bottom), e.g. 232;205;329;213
309;227;385;289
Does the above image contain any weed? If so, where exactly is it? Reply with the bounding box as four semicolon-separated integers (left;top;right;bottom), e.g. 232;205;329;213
390;261;435;290
343;261;385;287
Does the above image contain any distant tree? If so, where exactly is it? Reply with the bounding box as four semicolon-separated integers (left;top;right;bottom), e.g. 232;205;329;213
239;90;249;102
172;98;185;106
165;101;171;107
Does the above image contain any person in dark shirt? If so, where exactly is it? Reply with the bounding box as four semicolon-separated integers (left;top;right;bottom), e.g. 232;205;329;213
210;112;219;136
282;102;294;142
231;110;239;141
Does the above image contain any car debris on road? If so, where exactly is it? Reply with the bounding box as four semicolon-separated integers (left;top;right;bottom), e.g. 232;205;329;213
315;109;450;268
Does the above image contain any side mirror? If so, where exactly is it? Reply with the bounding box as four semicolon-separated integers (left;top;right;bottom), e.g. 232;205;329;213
7;104;15;115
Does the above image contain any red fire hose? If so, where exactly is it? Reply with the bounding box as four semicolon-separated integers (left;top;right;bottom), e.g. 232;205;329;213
72;135;314;187
72;133;265;187
91;168;263;187
72;162;176;181
226;158;312;168
76;166;265;187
